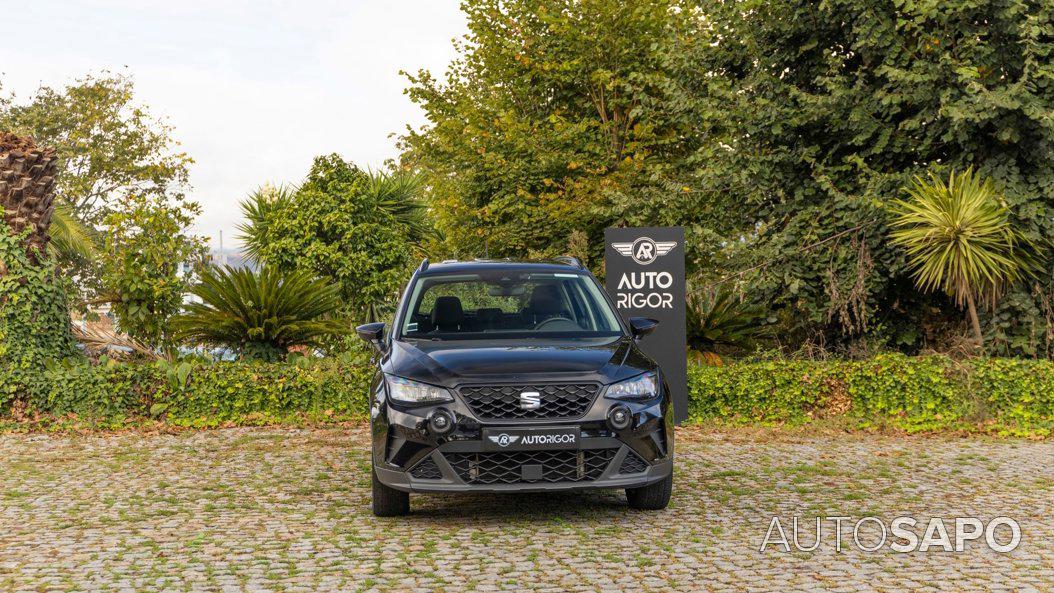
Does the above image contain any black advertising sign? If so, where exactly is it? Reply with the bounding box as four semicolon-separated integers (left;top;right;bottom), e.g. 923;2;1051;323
604;227;688;423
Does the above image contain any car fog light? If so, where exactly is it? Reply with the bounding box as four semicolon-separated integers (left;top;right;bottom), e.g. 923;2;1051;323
607;405;632;430
428;409;455;435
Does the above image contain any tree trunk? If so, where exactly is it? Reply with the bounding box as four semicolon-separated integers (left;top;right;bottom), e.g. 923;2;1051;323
0;131;59;264
965;291;984;349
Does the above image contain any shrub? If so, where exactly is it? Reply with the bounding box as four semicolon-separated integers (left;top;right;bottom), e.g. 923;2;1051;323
174;265;350;361
158;359;373;427
971;358;1054;433
689;354;1054;436
39;359;161;417
0;227;79;412
4;354;1052;436
21;358;372;428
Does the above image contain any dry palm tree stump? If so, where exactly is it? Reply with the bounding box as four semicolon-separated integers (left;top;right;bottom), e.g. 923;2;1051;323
0;131;59;266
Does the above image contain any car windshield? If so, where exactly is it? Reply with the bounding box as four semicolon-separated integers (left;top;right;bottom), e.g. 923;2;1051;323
399;272;624;339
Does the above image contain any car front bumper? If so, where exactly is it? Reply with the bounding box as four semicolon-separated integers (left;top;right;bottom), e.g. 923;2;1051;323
377;439;673;493
371;381;674;493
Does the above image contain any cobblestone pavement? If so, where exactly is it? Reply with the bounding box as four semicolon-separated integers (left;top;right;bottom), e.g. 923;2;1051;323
1;426;1052;592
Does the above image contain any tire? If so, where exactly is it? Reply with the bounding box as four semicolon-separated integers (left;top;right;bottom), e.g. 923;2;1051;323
372;467;409;517
626;472;672;510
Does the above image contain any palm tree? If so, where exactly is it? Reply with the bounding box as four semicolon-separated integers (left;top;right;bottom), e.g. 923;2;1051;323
0;131;59;263
174;265;350;361
888;168;1037;347
236;185;294;264
362;169;432;245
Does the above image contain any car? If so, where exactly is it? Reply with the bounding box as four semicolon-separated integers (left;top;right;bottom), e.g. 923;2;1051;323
357;257;674;516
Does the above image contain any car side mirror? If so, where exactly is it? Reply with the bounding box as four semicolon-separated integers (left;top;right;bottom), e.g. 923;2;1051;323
628;317;659;340
356;322;386;351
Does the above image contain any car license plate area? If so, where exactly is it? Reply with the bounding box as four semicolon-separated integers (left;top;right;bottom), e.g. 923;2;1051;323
482;426;580;451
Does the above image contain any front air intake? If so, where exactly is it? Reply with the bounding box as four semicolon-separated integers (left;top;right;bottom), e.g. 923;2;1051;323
444;448;616;485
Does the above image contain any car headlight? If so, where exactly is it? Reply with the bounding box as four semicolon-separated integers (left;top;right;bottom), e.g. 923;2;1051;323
606;371;659;400
385;375;453;405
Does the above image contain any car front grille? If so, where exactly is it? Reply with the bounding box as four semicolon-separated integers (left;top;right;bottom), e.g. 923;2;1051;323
444;449;616;485
456;383;601;420
409;457;443;480
618;450;649;474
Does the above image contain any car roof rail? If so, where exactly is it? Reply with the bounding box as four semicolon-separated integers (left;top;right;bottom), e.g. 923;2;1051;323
553;255;584;269
418;258;429;272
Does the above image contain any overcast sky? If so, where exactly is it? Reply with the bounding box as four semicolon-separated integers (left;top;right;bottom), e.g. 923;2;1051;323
0;0;466;249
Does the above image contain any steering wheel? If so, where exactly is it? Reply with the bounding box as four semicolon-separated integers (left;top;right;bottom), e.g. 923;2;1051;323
533;317;580;331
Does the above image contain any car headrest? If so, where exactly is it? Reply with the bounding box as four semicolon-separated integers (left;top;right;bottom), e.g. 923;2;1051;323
527;284;563;313
431;296;464;330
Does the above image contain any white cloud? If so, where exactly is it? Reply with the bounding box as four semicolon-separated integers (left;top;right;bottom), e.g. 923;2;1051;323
0;0;466;247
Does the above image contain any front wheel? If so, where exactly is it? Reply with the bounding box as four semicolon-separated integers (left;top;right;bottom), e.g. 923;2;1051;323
372;467;409;516
626;472;672;510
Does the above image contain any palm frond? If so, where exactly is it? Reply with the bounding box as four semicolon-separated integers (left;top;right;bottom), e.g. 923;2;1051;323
362;169;432;243
72;323;157;359
236;185;295;264
173;265;350;361
687;286;769;354
49;203;97;261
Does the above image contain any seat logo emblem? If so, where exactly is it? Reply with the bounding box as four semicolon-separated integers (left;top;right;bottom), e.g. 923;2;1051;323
612;237;677;265
488;434;520;447
520;391;541;410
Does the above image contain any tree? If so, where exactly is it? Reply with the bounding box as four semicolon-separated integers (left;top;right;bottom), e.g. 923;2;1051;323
400;0;707;267
0;132;78;408
889;169;1037;347
99;193;206;349
401;0;1054;356
0;131;59;263
237;185;294;265
174;265;350;362
624;0;1054;356
2;73;207;349
1;72;196;310
238;155;423;320
0;72;192;227
360;169;432;247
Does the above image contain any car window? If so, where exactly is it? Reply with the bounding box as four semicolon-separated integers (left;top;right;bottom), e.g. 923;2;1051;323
400;272;622;339
417;282;522;314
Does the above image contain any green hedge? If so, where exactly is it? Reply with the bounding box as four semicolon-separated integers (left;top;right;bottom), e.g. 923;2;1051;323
689;354;1054;436
3;354;1052;435
164;361;374;427
18;359;374;428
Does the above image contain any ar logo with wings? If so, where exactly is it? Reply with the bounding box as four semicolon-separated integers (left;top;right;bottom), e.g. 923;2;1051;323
611;237;677;265
487;434;520;447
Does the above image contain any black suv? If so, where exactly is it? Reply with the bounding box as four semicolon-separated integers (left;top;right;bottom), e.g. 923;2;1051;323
357;258;673;516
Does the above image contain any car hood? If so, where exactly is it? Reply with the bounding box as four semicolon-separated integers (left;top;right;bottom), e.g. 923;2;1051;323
384;337;653;385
